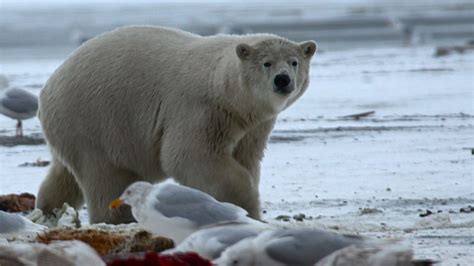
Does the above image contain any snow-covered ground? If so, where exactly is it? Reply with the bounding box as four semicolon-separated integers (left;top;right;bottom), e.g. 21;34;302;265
1;45;473;265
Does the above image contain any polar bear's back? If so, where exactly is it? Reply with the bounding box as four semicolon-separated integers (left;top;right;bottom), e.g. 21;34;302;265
38;25;284;176
39;26;209;174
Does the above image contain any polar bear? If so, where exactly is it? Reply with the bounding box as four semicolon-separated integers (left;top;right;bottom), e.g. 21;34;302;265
36;26;317;224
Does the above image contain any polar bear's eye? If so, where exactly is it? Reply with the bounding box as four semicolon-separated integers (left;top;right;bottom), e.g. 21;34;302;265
292;61;298;67
263;62;272;67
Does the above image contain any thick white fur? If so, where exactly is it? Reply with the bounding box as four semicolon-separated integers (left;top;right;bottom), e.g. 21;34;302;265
36;25;316;223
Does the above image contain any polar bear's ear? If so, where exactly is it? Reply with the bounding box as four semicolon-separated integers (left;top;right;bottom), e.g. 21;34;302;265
299;41;317;59
236;43;254;61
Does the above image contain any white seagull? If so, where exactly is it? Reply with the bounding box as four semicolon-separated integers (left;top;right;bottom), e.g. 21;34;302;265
315;243;435;266
215;228;434;266
0;210;46;236
165;221;271;260
0;240;105;266
0;87;38;137
110;179;260;244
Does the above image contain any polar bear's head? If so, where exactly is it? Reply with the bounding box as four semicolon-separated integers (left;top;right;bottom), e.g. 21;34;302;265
236;38;317;114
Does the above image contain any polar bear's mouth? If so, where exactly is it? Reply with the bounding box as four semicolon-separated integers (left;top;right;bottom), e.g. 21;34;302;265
274;86;294;95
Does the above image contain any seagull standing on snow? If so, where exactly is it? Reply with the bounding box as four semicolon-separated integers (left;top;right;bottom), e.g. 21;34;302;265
0;87;38;137
215;228;433;266
0;210;46;236
110;179;261;243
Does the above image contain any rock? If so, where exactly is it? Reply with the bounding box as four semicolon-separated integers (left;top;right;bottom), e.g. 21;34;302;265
419;209;433;217
359;208;383;215
434;44;474;57
292;213;306;221
275;215;291;222
0;192;36;212
18;159;50;167
459;205;473;213
340;111;375;120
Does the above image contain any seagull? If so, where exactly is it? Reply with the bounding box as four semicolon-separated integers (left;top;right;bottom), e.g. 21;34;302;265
214;228;433;266
0;240;105;266
315;244;435;266
0;210;46;236
0;74;9;89
110;179;260;244
0;87;38;137
165;221;271;260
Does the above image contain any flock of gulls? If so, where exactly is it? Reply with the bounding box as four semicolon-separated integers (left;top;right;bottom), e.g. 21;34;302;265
1;178;435;265
109;179;434;266
0;73;434;265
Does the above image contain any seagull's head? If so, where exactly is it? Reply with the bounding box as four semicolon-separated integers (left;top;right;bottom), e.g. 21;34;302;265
109;181;153;209
214;237;257;266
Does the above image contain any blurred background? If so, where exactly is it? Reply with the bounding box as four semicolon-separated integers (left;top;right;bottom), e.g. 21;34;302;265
1;0;474;56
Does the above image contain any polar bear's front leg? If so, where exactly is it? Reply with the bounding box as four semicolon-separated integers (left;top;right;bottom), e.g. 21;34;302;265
233;118;276;178
166;155;261;219
207;157;261;219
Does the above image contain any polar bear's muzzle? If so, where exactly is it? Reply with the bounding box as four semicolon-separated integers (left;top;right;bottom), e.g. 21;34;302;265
273;73;294;95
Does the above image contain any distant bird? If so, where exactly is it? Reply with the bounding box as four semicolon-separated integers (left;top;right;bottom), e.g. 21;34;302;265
109;179;260;244
215;228;433;266
0;210;46;235
0;240;105;266
0;74;9;89
166;222;271;260
0;87;38;137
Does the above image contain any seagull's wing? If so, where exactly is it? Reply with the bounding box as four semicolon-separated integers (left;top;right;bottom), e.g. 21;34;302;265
0;210;45;234
203;224;264;258
153;183;249;227
2;88;38;115
0;211;27;233
172;222;264;259
0;241;105;266
265;229;364;266
315;244;423;266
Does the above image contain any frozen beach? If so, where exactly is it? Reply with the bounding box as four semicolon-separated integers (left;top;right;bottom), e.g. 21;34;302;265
1;0;474;264
1;44;472;264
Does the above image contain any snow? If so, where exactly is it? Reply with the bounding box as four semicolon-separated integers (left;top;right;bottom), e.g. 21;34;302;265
0;44;473;264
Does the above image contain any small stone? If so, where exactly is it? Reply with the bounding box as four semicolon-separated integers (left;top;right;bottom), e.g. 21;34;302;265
275;215;291;222
359;207;383;215
292;213;306;221
419;210;433;217
460;205;474;213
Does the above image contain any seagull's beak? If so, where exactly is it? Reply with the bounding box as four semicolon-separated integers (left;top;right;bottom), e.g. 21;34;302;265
109;198;124;209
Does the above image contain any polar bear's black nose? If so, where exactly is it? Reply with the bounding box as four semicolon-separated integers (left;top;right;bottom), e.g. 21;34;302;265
274;74;291;88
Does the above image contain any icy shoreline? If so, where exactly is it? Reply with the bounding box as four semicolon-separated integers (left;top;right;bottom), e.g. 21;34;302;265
1;45;473;264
